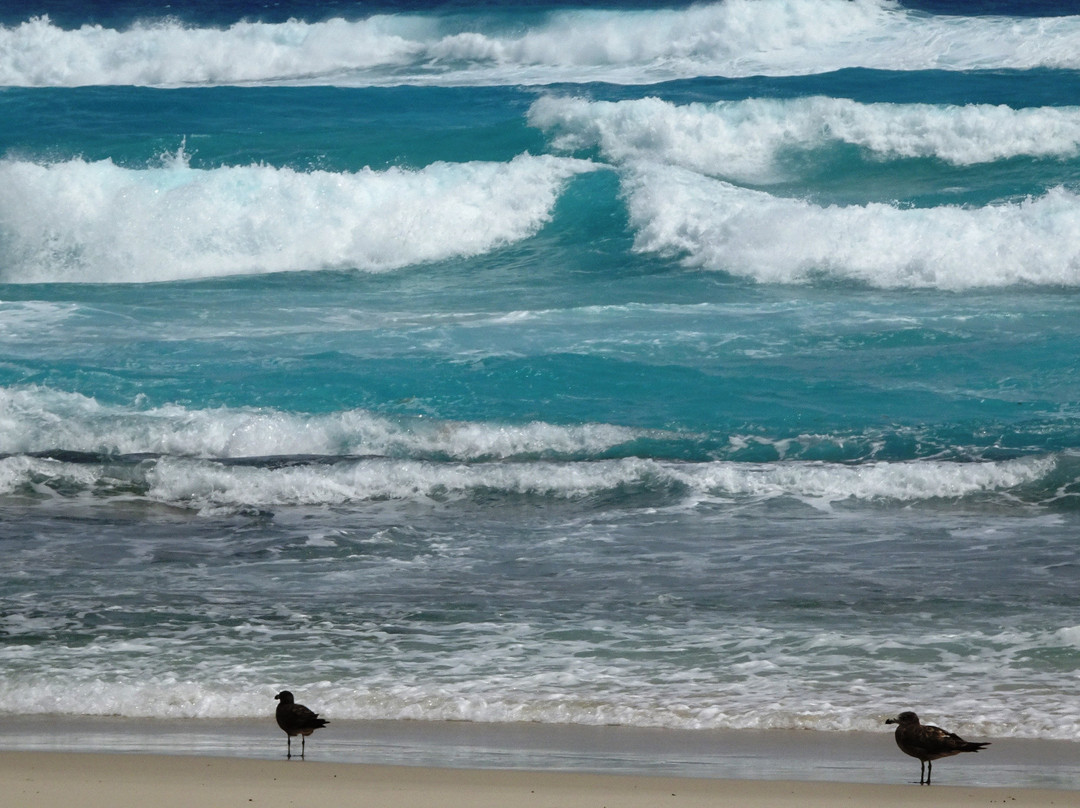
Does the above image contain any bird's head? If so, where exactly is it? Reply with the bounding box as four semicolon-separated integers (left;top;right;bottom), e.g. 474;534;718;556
275;690;294;704
886;711;919;726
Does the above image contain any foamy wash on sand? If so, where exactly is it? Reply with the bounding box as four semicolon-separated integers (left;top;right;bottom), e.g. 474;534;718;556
1;0;1079;750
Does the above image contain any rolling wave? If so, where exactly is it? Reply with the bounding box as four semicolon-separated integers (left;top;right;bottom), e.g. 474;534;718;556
0;151;595;282
529;94;1080;288
6;143;1080;288
624;167;1080;288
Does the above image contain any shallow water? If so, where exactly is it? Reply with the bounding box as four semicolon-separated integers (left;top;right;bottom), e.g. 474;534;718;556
3;717;1079;790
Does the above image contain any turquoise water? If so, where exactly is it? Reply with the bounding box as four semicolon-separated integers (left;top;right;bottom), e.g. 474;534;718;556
1;0;1079;744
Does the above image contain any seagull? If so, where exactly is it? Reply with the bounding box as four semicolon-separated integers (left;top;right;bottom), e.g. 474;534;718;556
274;690;329;759
885;711;989;784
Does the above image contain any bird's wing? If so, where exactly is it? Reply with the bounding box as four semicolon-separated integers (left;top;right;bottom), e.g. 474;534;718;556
291;703;320;722
922;724;969;751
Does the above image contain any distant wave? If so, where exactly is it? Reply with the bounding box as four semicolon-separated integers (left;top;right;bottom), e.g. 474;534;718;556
530;96;1080;184
0;152;595;283
3;1;1080;87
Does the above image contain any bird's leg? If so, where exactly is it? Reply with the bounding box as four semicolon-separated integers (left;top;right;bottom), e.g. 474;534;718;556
927;760;932;785
919;760;925;785
301;735;306;759
287;736;292;759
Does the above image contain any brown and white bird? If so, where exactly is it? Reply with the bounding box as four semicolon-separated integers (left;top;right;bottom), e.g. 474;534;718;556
274;690;329;759
885;711;989;784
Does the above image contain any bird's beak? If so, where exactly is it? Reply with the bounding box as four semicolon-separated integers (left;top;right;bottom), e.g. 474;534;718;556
885;717;896;724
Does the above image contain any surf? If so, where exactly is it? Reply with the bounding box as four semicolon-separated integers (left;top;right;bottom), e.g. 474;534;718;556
0;151;596;283
4;2;1080;87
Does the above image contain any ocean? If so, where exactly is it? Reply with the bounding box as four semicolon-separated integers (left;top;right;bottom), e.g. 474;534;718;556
1;0;1079;763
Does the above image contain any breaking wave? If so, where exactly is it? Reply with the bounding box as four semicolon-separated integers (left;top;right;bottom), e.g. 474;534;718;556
3;1;1080;87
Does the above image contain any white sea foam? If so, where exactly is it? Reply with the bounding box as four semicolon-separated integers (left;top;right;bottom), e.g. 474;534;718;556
3;1;1080;87
0;300;79;339
678;456;1055;508
530;96;1080;183
2;621;1078;740
0;152;595;283
622;165;1080;288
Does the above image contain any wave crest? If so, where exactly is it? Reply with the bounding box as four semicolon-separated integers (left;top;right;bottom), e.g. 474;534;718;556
0;152;595;283
624;167;1080;288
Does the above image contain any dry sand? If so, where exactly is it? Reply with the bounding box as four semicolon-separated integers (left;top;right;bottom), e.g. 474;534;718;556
3;750;1078;808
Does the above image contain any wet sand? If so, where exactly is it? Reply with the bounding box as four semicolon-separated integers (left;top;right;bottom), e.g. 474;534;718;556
3;749;1078;808
1;715;1078;807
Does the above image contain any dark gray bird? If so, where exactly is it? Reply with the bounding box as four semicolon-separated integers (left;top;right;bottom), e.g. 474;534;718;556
885;711;989;784
274;690;329;759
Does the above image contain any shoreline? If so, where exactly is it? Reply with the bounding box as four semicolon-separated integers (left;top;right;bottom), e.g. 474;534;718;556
0;716;1077;791
2;750;1077;808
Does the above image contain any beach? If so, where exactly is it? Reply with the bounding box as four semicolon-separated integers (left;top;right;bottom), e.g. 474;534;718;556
1;717;1079;807
3;749;1078;808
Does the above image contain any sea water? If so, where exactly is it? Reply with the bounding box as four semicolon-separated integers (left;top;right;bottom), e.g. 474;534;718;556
1;0;1079;747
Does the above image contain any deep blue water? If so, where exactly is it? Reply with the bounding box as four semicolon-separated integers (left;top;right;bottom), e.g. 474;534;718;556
0;0;1078;749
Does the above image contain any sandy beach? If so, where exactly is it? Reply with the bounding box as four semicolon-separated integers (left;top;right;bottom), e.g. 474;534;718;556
1;718;1078;808
3;749;1079;808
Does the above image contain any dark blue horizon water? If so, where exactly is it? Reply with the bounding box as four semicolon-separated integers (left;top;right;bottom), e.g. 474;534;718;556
8;0;1080;28
1;0;1079;761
